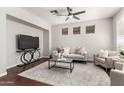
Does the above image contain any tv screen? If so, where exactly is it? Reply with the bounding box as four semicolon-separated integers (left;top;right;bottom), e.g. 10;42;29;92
34;37;39;48
17;34;39;50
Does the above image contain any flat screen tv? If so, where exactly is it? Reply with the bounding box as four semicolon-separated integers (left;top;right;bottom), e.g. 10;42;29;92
17;34;39;50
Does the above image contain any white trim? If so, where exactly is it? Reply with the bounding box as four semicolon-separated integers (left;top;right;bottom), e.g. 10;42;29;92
7;57;46;69
7;63;19;69
0;72;7;77
42;56;49;58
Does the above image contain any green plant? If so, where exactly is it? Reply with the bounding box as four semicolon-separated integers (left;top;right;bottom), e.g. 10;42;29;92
56;48;61;53
120;51;124;56
56;48;64;54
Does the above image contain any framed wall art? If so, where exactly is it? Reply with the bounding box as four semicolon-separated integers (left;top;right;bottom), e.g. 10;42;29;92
73;26;81;35
86;25;95;34
62;28;68;36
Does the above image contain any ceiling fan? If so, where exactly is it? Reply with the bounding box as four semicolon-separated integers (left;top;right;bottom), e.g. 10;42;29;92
50;7;86;21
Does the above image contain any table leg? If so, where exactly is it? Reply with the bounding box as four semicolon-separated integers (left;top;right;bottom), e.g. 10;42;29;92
48;60;50;69
48;60;57;69
70;63;72;73
72;61;74;69
55;61;56;65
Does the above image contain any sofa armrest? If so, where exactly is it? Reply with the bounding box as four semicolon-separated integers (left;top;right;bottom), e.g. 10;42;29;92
93;54;99;62
94;54;99;57
110;69;124;86
105;57;114;68
115;62;124;70
81;51;87;60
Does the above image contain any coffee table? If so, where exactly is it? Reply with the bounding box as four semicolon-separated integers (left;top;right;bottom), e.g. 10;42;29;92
48;58;74;73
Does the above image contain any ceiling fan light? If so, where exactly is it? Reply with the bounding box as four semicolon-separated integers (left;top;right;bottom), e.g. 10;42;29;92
69;15;73;18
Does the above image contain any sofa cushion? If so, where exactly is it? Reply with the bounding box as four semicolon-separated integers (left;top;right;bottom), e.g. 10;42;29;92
96;57;105;63
63;54;69;58
64;54;84;59
108;56;120;59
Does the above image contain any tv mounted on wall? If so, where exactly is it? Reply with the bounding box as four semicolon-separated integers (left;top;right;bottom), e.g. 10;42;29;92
17;34;39;50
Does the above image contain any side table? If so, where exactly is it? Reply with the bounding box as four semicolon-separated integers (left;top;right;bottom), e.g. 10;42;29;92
113;57;124;69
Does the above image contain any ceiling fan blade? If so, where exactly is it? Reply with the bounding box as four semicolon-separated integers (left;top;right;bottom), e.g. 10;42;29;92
50;10;58;14
67;7;72;14
73;11;86;15
67;7;70;12
57;14;68;16
65;17;69;21
73;15;80;20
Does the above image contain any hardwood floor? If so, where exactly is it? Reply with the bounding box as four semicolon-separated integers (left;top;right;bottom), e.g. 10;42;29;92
0;58;50;86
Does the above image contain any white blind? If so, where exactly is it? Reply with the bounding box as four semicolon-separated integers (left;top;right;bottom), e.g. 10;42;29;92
119;22;124;36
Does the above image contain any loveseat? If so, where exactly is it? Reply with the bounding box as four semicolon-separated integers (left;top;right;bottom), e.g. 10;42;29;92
52;47;87;62
94;50;118;71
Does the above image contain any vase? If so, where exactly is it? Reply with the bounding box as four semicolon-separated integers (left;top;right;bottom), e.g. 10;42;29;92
60;54;63;59
58;53;61;59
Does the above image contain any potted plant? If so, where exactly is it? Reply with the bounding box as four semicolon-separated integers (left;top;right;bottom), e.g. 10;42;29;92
120;48;124;58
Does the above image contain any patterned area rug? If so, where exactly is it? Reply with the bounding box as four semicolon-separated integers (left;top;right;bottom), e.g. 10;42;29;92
19;62;110;86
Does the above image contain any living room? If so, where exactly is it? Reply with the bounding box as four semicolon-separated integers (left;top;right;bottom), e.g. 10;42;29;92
1;6;124;87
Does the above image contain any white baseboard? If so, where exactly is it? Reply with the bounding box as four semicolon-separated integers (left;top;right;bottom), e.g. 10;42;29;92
42;56;49;58
7;63;19;69
6;56;48;69
0;72;7;77
7;57;46;69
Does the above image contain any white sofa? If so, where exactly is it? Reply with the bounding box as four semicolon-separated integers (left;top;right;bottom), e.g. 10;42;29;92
94;50;118;71
52;47;87;62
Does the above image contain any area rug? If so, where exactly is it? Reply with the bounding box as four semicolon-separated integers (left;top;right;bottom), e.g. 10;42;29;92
18;62;110;86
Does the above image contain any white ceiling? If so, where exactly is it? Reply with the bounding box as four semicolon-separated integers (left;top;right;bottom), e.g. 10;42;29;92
24;7;121;25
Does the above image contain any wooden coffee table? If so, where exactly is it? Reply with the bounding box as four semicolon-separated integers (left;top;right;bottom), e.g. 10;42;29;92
48;58;74;73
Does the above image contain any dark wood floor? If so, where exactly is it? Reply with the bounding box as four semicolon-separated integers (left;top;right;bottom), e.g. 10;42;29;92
0;58;51;86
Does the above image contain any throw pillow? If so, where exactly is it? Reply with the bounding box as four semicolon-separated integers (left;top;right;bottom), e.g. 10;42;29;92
75;47;81;54
52;50;58;55
75;47;86;54
99;50;108;58
70;47;76;54
108;51;118;56
63;47;70;55
81;47;86;54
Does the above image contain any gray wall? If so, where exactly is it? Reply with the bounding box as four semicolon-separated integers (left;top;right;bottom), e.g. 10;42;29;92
51;18;113;59
0;7;50;76
0;12;7;76
6;17;44;68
